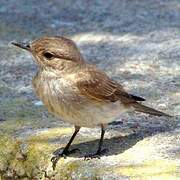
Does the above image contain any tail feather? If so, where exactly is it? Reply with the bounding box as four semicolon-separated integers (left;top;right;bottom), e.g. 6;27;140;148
129;94;146;101
132;103;171;117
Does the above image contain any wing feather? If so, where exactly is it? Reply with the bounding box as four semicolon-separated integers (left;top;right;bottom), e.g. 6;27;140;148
77;66;145;104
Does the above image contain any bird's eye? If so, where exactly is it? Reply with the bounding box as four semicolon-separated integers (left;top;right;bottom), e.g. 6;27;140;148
43;52;54;59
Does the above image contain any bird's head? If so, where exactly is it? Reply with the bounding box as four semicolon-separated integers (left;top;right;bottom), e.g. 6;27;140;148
12;36;84;70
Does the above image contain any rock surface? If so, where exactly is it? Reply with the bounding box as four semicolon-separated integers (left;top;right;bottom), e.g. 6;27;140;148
0;0;180;179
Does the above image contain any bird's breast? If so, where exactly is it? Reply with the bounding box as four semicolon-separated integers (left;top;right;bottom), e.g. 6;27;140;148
32;71;86;119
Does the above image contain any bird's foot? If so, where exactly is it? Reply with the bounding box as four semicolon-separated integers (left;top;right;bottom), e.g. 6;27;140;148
84;148;108;160
51;148;80;170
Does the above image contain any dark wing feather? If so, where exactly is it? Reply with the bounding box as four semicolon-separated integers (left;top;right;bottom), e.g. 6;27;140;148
77;67;145;104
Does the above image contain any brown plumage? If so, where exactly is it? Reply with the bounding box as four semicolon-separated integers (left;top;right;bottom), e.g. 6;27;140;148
76;65;169;116
77;66;145;103
12;36;171;168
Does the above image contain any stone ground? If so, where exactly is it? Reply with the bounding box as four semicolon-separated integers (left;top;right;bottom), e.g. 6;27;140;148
0;0;180;179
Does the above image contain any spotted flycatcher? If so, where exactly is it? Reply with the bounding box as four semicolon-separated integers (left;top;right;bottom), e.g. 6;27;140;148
12;36;171;168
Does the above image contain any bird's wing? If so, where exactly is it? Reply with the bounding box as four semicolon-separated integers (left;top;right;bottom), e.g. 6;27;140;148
77;66;145;104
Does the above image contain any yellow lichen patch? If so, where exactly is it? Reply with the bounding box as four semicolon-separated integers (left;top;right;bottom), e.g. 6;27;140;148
27;127;73;152
0;127;75;179
28;127;73;143
0;136;47;179
113;160;179;179
0;136;20;171
50;158;104;179
54;159;81;179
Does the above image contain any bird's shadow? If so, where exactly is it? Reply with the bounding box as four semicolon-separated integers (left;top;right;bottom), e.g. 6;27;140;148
52;125;170;158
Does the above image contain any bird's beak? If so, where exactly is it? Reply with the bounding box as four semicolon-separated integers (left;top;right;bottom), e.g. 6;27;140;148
11;41;31;52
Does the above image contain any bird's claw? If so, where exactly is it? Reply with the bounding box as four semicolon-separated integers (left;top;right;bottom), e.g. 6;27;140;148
51;155;60;170
51;148;80;170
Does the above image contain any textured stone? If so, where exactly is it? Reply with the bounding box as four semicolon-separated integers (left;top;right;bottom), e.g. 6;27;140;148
0;0;179;179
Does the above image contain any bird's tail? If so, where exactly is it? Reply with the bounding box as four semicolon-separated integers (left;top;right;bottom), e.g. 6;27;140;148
132;102;171;117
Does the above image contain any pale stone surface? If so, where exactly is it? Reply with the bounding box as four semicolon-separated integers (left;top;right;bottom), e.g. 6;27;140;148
0;0;180;179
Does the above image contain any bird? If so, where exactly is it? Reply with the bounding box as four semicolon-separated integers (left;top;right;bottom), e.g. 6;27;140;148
12;36;171;168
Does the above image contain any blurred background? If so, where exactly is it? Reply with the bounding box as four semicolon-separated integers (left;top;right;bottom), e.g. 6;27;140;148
0;0;180;179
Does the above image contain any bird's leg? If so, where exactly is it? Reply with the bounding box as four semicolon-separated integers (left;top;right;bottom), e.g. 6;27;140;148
61;126;81;156
51;126;80;170
84;124;108;160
